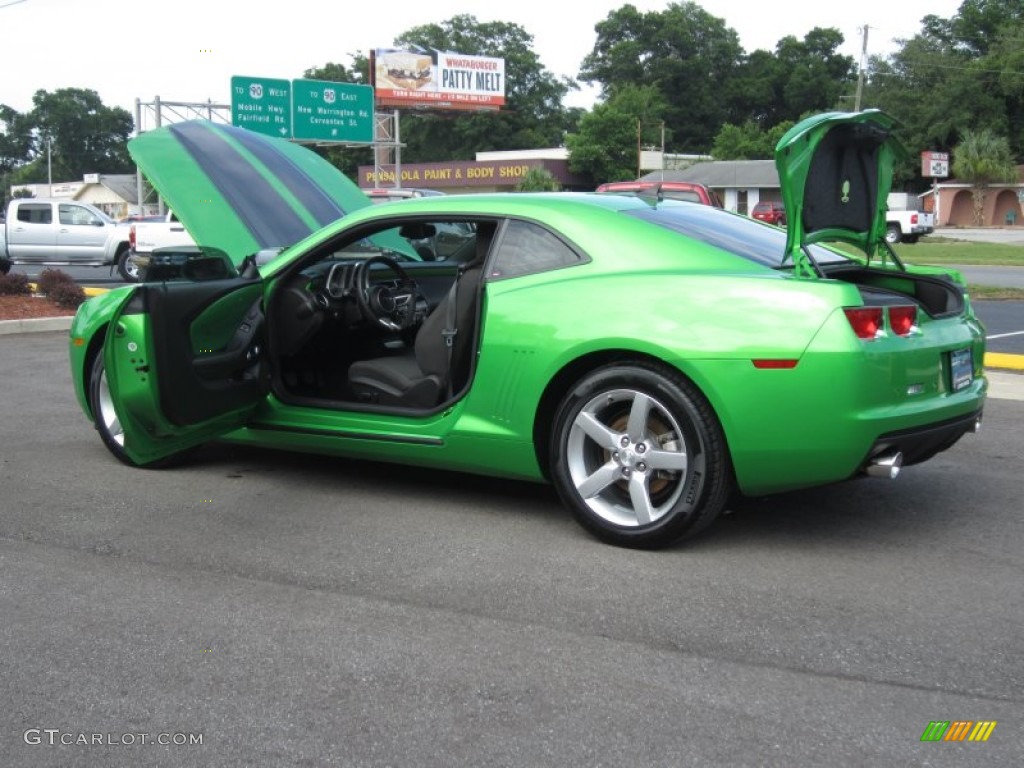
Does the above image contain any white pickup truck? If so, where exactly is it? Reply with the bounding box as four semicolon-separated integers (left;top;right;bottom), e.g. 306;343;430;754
885;193;935;244
128;211;196;280
0;198;133;280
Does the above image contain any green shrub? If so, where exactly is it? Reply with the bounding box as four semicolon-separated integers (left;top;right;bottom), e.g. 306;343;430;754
36;268;76;296
47;280;86;309
0;271;32;296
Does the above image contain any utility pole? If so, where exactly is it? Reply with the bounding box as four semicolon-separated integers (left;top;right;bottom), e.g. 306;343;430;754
854;24;869;112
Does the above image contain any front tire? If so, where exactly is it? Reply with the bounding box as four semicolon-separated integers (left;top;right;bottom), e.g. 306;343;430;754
550;363;731;549
88;349;135;465
87;349;191;468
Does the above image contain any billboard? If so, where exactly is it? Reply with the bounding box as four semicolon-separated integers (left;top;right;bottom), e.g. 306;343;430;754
372;48;505;110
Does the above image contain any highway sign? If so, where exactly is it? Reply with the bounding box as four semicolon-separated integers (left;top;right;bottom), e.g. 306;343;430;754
292;79;374;142
231;76;292;138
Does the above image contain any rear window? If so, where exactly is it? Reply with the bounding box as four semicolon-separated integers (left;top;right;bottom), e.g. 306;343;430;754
623;203;849;268
16;204;52;225
661;190;702;204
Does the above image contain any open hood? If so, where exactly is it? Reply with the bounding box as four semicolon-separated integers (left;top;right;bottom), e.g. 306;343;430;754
128;121;373;265
775;110;908;276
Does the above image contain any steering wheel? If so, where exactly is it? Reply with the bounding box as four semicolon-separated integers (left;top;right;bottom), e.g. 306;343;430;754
354;255;419;332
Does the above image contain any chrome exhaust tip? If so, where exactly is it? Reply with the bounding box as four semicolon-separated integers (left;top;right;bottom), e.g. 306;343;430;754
866;451;903;479
972;415;982;434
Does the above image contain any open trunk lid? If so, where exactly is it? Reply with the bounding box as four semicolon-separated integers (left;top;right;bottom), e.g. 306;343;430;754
775;110;908;276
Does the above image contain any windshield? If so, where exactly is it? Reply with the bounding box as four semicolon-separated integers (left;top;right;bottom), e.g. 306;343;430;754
624;203;851;268
315;220;480;266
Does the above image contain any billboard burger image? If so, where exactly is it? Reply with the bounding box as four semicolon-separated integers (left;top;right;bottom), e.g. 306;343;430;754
377;51;434;90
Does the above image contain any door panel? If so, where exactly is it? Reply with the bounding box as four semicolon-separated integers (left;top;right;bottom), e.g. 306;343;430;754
56;203;109;261
105;277;267;465
7;203;56;260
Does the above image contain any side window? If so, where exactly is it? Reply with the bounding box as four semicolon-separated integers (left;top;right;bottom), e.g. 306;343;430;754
488;220;581;279
59;204;101;226
16;204;53;225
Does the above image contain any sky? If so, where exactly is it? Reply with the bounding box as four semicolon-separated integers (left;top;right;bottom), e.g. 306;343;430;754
0;0;964;119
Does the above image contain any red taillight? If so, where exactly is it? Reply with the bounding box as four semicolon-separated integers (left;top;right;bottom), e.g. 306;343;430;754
910;213;918;225
129;224;136;248
888;305;917;336
844;307;883;339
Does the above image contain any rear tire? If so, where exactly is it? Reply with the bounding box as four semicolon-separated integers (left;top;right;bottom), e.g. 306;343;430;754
116;247;141;282
885;224;902;244
550;363;731;549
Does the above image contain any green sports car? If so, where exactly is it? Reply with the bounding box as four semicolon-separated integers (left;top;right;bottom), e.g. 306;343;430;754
69;110;986;548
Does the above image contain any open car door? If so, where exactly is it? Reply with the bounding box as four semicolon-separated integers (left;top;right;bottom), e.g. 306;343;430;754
775;109;907;276
103;247;266;465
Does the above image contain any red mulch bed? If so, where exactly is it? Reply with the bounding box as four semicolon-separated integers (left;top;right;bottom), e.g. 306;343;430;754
0;294;79;320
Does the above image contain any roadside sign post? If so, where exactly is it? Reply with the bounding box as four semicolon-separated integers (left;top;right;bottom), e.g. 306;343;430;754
922;151;950;225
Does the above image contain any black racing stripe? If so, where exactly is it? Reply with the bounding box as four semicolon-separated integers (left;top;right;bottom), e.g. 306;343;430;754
169;122;312;248
221;124;347;228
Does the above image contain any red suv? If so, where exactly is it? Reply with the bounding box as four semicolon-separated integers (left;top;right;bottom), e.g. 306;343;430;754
595;181;723;207
752;200;786;226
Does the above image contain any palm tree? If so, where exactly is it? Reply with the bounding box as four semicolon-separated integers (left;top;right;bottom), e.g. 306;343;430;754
952;129;1017;225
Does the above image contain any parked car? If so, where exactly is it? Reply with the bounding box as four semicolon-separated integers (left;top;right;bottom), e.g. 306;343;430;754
752;200;786;226
68;112;986;549
0;198;132;279
595;180;723;207
365;188;445;204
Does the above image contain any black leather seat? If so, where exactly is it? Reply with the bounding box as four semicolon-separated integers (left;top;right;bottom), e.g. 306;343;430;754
347;224;494;408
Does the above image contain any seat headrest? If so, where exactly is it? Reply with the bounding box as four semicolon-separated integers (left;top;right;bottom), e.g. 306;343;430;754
399;223;437;240
475;221;497;262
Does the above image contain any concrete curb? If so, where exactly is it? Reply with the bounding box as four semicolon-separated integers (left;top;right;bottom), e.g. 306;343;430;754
984;352;1024;372
0;315;74;335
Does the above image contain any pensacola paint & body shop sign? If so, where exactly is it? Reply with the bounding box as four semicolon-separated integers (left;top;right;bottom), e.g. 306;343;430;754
358;159;591;190
372;49;505;109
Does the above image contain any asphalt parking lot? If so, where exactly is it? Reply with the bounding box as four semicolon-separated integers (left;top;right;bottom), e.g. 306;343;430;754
1;331;1022;767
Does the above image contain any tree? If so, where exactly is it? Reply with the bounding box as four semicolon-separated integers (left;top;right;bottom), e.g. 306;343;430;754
0;104;33;207
864;0;1024;178
579;2;744;152
515;166;560;191
726;29;855;129
566;85;669;183
711;120;794;160
22;88;134;183
952;128;1018;224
